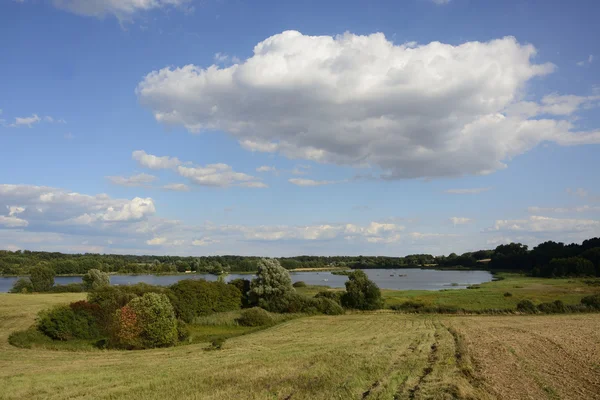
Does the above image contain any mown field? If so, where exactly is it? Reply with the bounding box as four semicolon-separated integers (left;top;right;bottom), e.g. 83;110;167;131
1;293;599;399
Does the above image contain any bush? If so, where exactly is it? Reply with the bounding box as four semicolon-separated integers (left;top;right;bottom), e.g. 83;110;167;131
88;283;166;325
503;292;513;297
249;259;294;304
516;299;537;313
292;281;307;288
228;279;253;308
30;264;55;292
315;290;343;305
206;337;226;351
390;301;426;311
260;292;319;314
341;270;383;310
50;283;85;293
112;293;178;349
237;307;274;327
82;269;110;291
316;298;344;315
168;280;241;323
537;300;567;313
176;320;191;342
37;304;100;341
10;278;33;293
581;294;600;309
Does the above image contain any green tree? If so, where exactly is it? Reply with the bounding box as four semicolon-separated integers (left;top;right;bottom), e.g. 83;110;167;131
82;269;110;291
30;264;55;292
10;278;33;293
114;293;178;349
341;270;383;310
249;258;294;305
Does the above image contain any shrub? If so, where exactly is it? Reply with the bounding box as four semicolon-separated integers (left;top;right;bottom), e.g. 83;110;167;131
206;337;226;351
37;304;100;341
390;301;426;311
316;298;344;315
341;270;383;310
543;257;595;277
315;290;343;305
228;278;253;308
112;293;178;349
292;281;307;288
168;280;241;323
516;299;537;313
88;284;166;325
82;269;110;291
50;283;84;293
176;320;191;342
249;259;294;304
537;300;566;313
237;307;274;327
260;292;320;314
30;264;55;292
88;286;137;325
581;294;600;309
10;278;33;293
503;292;513;297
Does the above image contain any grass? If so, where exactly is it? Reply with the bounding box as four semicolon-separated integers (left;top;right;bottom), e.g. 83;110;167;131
1;293;599;399
380;273;600;311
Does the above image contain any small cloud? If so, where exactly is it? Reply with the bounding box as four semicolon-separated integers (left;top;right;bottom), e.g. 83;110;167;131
214;52;229;63
9;114;40;128
445;187;491;194
107;173;157;187
162;183;189;191
589;55;594;63
577;55;594;66
431;0;451;4
288;178;340;187
64;133;74;140
450;217;472;225
567;187;588;198
146;237;166;246
192;237;219;246
291;165;311;175
256;165;276;173
239;181;268;188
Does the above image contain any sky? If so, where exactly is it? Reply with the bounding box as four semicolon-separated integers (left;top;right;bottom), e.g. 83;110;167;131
0;0;599;257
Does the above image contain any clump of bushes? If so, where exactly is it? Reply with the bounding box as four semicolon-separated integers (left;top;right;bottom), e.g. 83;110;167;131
237;307;274;327
314;290;343;305
82;269;110;291
292;281;307;288
537;300;567;313
168;279;241;323
390;301;464;314
111;293;178;349
503;292;513;297
228;278;253;308
37;302;100;341
516;299;537;313
581;294;600;309
341;270;383;310
10;278;33;293
50;283;85;293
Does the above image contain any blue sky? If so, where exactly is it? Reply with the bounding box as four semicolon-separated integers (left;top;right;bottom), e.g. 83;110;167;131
0;0;599;256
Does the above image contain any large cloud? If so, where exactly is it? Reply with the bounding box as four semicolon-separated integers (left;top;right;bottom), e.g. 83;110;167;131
137;31;600;179
0;184;156;230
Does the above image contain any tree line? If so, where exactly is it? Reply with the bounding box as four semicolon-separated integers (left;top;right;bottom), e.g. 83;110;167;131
2;236;599;278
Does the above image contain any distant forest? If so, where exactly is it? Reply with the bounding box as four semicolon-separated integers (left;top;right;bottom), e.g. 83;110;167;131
1;237;599;278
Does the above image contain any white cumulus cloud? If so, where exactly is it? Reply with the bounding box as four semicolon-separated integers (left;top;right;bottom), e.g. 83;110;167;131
132;150;181;170
51;0;191;20
136;31;600;179
450;217;471;225
288;178;340;187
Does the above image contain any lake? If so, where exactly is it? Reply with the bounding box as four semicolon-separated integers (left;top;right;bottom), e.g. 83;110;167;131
0;269;492;293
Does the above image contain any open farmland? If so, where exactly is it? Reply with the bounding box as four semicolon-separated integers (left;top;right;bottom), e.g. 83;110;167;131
1;294;599;399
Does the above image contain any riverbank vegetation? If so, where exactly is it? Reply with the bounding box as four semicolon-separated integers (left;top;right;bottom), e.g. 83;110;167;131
2;236;599;277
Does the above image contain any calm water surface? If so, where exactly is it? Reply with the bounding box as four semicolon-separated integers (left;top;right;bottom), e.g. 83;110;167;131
0;269;492;293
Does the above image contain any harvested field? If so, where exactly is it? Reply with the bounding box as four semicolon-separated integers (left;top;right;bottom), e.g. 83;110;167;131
1;294;599;399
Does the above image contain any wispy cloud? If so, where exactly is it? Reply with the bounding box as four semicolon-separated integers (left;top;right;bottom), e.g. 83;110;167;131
445;187;491;194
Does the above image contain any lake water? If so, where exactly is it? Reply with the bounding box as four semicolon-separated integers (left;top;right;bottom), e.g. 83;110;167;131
0;269;492;293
